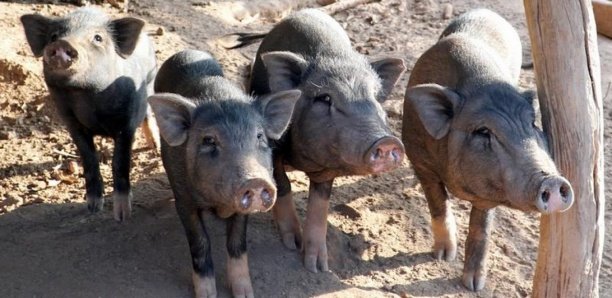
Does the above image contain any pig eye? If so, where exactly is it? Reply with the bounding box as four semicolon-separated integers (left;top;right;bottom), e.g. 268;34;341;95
257;132;264;141
202;136;216;146
474;127;491;138
314;94;331;105
50;33;59;42
93;34;103;43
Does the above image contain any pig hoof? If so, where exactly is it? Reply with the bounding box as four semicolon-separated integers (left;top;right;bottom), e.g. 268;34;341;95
193;272;217;298
433;243;457;261
432;215;457;261
227;255;254;298
304;243;329;273
281;232;302;250
113;192;132;222
86;195;104;213
230;279;254;298
462;269;486;291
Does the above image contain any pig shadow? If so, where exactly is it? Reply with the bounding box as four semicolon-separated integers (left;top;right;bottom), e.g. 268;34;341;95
0;173;369;298
284;165;536;297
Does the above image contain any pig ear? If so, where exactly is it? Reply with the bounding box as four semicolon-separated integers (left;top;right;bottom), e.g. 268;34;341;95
110;17;145;58
261;51;308;92
406;84;461;140
147;93;196;146
371;57;406;102
20;14;53;57
258;90;301;140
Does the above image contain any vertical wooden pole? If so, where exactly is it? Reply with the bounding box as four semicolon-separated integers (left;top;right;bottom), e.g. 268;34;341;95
523;0;604;296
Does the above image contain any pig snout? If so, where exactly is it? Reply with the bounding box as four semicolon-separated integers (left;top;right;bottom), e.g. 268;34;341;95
44;40;78;70
366;136;405;173
235;178;277;213
535;176;574;213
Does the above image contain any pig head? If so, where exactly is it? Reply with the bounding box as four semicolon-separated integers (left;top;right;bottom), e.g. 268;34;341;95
261;51;406;181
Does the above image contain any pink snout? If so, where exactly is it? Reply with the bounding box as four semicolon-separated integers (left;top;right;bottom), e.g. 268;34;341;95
535;176;574;213
43;40;78;70
366;136;405;173
235;178;276;213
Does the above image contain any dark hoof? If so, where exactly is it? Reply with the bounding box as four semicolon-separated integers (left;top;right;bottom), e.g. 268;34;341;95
86;194;104;213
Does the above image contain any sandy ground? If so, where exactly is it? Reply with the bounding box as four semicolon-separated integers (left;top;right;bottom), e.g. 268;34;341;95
0;0;610;297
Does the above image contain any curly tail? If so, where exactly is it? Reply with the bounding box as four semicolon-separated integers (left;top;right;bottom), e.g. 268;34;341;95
218;32;268;49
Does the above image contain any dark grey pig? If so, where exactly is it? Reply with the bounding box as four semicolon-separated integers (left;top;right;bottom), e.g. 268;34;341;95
232;9;407;273
20;8;159;221
149;49;300;298
402;9;574;291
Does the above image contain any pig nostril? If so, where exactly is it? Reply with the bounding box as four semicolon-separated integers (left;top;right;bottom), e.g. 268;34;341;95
391;149;400;162
261;189;272;208
374;148;383;160
541;190;550;203
240;191;253;210
66;49;78;59
560;185;569;202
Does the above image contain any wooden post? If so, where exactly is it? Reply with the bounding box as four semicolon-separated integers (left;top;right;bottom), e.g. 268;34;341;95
523;0;604;297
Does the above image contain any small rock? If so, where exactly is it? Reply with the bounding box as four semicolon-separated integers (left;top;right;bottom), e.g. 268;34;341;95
0;130;17;140
365;15;380;25
156;27;164;36
442;3;453;19
317;0;336;6
333;203;362;219
386;216;399;225
66;160;79;175
47;179;61;187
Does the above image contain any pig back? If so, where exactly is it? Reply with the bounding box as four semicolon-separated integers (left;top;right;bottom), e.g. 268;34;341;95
251;9;352;95
438;9;522;82
154;50;227;98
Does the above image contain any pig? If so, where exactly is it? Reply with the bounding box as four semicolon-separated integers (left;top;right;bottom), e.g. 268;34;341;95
402;9;574;291
229;9;407;273
149;49;300;298
20;8;159;221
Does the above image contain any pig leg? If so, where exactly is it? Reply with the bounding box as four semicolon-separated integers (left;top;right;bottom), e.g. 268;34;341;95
420;175;457;261
111;131;135;221
303;179;334;273
65;119;104;213
176;201;216;298
141;104;161;150
272;156;303;250
226;214;254;298
462;207;495;291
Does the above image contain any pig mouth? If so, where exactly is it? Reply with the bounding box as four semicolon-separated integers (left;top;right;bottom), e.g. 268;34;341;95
44;59;78;77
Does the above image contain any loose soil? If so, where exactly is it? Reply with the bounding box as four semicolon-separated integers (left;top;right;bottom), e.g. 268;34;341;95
0;0;610;297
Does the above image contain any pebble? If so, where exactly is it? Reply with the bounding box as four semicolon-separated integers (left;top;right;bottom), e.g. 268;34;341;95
66;160;79;175
317;0;336;5
333;203;362;219
442;3;453;19
0;130;17;140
